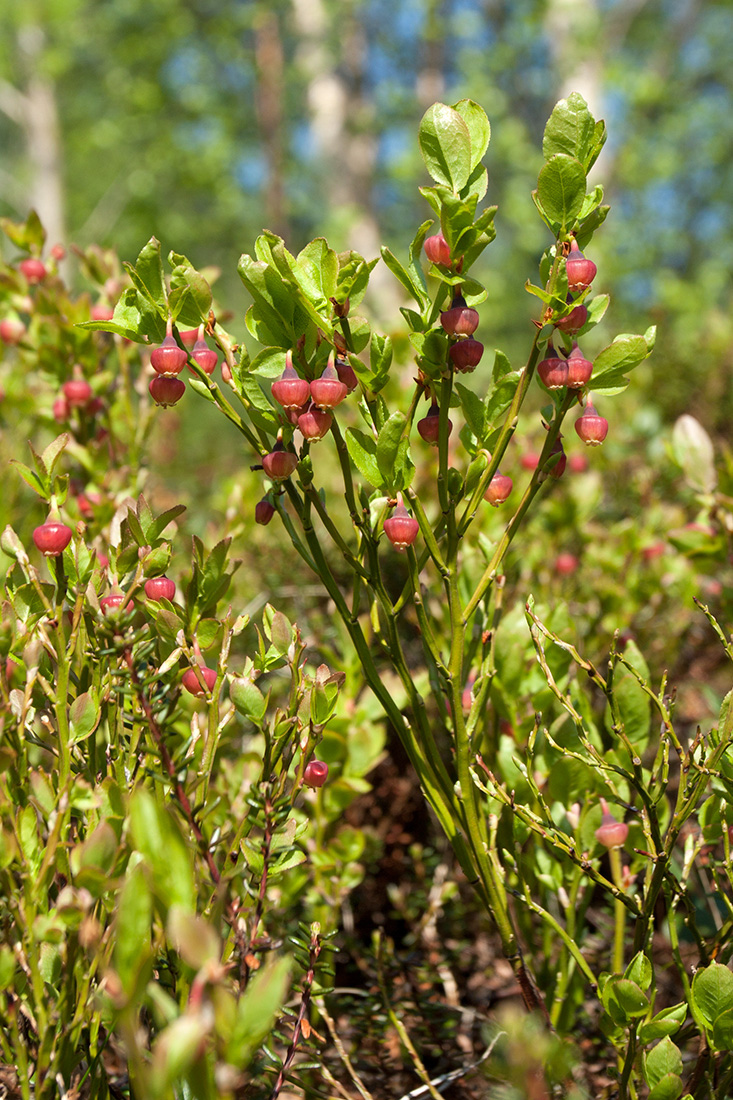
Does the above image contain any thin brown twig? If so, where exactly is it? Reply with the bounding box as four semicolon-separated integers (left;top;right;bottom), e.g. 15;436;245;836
268;925;322;1100
123;648;221;885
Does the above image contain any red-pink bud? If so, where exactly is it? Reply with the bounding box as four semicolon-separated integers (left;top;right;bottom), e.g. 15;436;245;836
484;473;513;506
595;798;629;849
424;233;452;267
575;401;608;446
304;759;329;788
565;238;597;292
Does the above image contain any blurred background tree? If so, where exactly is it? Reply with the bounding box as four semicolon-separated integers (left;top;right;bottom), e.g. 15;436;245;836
1;0;731;411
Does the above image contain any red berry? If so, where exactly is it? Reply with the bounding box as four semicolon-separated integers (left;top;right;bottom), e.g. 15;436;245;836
90;304;114;321
554;552;579;576
575;402;608;446
484;473;513;506
53;396;69;422
144;576;176;601
100;593;130;615
150;334;187;375
271;355;311;410
51;244;66;261
149;375;185;407
417;402;451;446
449;337;484;372
642;541;665;562
262;443;298;481
0;318;25;344
595;799;628;849
520;452;540;471
191;339;218;375
537;344;568;390
384;503;419;551
182;666;217;696
309;362;348;410
63;377;93;408
335;357;358;392
440;293;479;336
19;258;47;284
569;453;589;473
566;343;593;389
298;403;332;441
304;759;329;788
33;522;73;556
565;238;597;292
555;297;588;335
255;498;276;525
424;233;452;267
179;329;199;348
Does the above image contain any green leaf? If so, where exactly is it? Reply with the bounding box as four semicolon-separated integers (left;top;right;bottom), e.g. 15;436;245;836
380;247;428;308
712;1008;733;1050
672;415;716;494
419;103;472;191
188;377;217;405
167;907;220;970
70;821;117;879
408;220;431;301
638;1003;687;1043
455;382;486;442
345;428;382;488
644;1038;683;1091
605;640;651;751
536;155;587;230
69;691;101;744
230;677;267;722
543;93;596;171
591;334;651;397
0;210;46;253
113;861;153;999
125;236;167;314
602;976;649;1024
10;460;47;498
647;1075;684;1100
296;237;338;302
129;789;196;913
369;333;393;388
453;99;490;170
376;412;414;493
226;955;291;1066
251;347;288;379
168;253;213;325
148;504;186;543
41;434;70;479
691;961;733;1031
624;951;653;992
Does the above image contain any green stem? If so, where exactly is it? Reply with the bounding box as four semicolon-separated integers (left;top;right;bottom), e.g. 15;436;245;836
463;391;574;621
609;846;626;973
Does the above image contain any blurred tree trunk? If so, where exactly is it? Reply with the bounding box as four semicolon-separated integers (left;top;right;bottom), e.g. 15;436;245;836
254;8;288;239
0;23;66;251
416;0;446;109
291;0;391;304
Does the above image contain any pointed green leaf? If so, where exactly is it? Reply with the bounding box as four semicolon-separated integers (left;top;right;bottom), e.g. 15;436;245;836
691;961;733;1030
345;428;382;488
536;155;587;230
543;93;596;170
453;99;490;170
644;1037;683;1091
230;677;267;722
419;103;472;191
69;691;101;745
